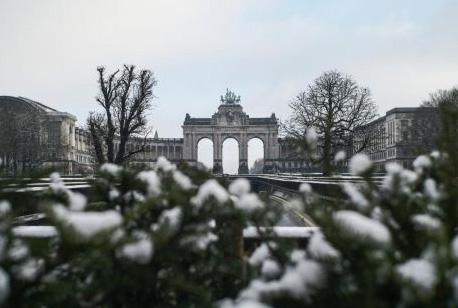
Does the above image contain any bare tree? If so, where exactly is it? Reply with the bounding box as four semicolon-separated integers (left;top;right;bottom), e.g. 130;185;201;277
0;106;55;175
88;65;157;166
283;70;378;175
249;158;264;174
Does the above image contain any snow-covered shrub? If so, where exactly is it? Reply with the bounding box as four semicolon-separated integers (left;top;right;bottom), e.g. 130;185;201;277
0;158;289;308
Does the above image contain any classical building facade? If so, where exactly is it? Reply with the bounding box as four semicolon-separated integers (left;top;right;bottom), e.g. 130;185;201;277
0;96;83;174
181;101;279;174
1;95;438;175
356;107;438;172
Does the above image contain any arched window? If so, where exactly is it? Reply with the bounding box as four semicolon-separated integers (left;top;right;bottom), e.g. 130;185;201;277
223;138;239;174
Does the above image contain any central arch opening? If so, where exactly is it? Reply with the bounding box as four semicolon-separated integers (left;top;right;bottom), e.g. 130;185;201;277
222;138;239;174
197;138;213;172
248;138;265;174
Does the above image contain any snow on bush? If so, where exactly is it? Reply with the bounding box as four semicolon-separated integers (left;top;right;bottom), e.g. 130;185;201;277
240;259;323;300
172;170;193;190
334;150;346;163
249;243;271;266
49;172;66;192
307;231;340;259
100;163;122;176
349;153;372;175
397;259;437;291
424;178;440;202
53;205;122;239
12;258;42;281
299;183;312;194
137;170;161;196
235;193;264;213
7;240;29;261
413;155;432;171
155;156;176;172
182;232;219;250
68;192;87;211
261;259;281;277
157;207;182;233
334;210;391;244
192;179;229;206
118;236;153;264
220;299;271;308
0;268;9;303
229;178;251;197
12;226;58;238
412;214;441;231
382;162;418;190
342;182;369;209
0;201;10;216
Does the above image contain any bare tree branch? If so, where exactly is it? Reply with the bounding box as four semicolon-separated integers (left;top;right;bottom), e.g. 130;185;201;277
282;70;378;175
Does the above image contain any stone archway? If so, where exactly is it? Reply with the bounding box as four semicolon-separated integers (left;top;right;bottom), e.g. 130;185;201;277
182;92;279;174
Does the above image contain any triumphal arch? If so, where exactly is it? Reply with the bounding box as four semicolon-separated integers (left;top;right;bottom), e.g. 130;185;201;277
182;90;279;174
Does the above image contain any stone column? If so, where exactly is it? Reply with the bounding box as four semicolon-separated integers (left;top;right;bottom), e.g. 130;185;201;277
238;134;249;174
213;134;222;174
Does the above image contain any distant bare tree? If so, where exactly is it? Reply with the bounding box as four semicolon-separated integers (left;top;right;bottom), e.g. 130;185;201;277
283;70;378;175
249;158;264;174
88;65;157;165
0;108;56;175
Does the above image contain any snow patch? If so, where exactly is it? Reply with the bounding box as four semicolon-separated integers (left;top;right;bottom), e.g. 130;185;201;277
349;154;372;175
0;268;9;303
299;183;312;194
229;178;251;197
13;258;42;281
249;243;270;266
243;227;317;239
137;170;161;196
413;155;432;171
172;171;193;190
412;214;441;230
334;210;391;244
334;151;346;163
68;192;87;211
220;300;271;308
12;226;58;238
261;259;281;277
8;240;29;261
49;172;66;192
54;205;122;239
235;193;264;213
158;207;182;233
100;163;122;176
155;156;176;172
342;182;368;209
424;178;440;202
307;231;340;259
240;259;323;300
397;259;437;291
192;179;229;206
118;237;153;264
108;188;120;201
0;201;11;217
451;236;458;258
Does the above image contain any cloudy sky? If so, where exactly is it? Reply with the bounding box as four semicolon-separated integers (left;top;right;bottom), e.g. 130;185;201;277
1;0;458;172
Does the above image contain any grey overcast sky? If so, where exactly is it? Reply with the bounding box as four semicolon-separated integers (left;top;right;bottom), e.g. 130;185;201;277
1;0;458;172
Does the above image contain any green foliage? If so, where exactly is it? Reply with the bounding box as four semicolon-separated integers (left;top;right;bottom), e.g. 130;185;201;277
0;157;290;308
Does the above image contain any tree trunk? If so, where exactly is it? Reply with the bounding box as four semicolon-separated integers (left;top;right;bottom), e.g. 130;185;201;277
322;130;332;176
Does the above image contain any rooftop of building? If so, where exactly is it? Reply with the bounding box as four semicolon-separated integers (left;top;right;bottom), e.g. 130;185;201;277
0;96;77;120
